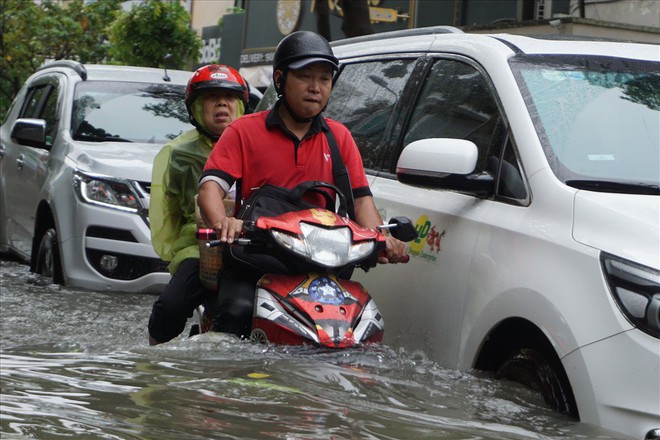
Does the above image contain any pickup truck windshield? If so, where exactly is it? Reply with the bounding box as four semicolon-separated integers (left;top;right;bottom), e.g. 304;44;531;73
72;81;189;144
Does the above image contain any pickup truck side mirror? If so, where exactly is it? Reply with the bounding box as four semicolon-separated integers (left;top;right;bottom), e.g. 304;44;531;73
11;118;47;149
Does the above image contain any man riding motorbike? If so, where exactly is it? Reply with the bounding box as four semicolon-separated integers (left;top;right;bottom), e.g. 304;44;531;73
197;31;407;339
148;64;248;345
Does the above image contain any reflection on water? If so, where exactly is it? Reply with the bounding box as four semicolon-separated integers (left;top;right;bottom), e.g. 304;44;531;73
1;260;627;439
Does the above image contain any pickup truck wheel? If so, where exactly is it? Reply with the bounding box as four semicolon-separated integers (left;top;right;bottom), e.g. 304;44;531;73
35;227;64;284
496;347;577;418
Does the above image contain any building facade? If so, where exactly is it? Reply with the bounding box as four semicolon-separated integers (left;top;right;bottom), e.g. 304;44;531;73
184;0;658;89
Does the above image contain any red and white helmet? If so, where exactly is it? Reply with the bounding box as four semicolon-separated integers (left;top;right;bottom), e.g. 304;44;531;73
185;64;248;115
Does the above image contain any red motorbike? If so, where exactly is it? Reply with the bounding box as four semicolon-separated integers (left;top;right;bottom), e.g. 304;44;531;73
194;202;417;349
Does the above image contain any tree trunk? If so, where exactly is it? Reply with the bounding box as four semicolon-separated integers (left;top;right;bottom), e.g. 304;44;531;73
315;0;331;41
339;0;374;38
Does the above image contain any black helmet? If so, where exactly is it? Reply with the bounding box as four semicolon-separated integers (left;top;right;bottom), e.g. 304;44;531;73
273;31;339;73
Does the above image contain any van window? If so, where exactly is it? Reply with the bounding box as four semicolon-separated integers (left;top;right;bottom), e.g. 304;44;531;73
489;134;528;200
512;55;659;187
404;59;501;172
404;58;527;200
325;59;416;172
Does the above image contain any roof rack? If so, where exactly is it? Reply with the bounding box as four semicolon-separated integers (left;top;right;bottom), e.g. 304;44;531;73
37;60;87;80
331;25;463;48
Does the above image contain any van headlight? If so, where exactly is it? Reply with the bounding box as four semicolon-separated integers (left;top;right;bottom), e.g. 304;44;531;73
602;252;660;338
271;222;375;267
73;171;142;213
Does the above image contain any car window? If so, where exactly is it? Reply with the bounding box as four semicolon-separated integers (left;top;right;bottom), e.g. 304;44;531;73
71;81;188;144
325;59;417;172
256;85;277;111
488;133;528;200
20;85;50;119
511;55;660;188
41;85;60;145
19;81;60;146
404;59;502;170
404;58;527;201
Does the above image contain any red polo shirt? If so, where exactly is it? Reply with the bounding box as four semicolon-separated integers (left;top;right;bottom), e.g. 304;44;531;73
201;101;372;203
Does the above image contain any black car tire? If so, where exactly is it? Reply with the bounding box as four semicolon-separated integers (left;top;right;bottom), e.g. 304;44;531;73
35;227;64;284
496;347;578;418
251;329;268;344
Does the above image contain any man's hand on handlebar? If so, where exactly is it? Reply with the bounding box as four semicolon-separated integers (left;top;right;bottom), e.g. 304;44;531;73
212;217;244;244
379;236;409;264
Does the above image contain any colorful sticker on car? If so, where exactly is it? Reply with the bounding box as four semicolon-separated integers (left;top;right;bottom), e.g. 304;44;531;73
410;214;445;262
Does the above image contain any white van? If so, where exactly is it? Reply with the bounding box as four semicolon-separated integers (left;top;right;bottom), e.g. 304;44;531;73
258;28;659;439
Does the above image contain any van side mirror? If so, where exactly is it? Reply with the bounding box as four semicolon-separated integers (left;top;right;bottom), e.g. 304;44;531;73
396;138;494;196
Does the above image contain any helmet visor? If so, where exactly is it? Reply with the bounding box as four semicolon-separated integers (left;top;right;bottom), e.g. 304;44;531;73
288;57;338;71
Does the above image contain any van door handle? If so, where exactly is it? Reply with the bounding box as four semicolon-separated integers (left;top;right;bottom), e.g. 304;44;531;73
16;153;25;170
0;144;5;159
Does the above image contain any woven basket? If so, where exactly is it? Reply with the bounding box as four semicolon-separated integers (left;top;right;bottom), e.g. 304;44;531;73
198;237;223;290
195;196;235;291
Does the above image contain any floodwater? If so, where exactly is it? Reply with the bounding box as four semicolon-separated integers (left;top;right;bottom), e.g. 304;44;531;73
0;259;629;439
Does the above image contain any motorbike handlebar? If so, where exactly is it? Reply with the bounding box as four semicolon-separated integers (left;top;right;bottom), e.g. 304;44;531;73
201;215;417;264
206;238;251;248
378;251;410;264
209;238;410;263
206;239;223;248
198;227;253;248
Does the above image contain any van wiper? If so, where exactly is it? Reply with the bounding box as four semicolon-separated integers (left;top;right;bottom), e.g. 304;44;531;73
75;133;133;143
566;179;660;195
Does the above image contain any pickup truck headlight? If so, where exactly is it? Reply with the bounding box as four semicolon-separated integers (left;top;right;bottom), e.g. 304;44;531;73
602;252;660;338
73;171;142;213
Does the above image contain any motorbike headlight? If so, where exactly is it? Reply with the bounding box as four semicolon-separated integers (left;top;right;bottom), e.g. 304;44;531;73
602;252;660;338
73;171;141;213
272;222;375;267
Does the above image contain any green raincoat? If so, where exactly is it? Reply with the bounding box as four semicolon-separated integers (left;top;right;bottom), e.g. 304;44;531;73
150;96;243;275
150;129;214;274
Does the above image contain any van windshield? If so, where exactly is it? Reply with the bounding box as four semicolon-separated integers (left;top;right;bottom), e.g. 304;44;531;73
511;55;659;193
72;81;189;144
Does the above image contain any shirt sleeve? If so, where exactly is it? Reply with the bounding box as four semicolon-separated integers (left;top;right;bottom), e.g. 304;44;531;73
200;125;244;193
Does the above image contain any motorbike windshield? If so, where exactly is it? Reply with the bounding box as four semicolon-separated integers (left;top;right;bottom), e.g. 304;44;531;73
510;54;660;194
71;81;189;144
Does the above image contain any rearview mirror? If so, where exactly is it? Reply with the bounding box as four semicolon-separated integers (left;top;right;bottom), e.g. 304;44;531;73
396;138;494;196
11;118;47;149
388;216;418;242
